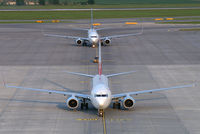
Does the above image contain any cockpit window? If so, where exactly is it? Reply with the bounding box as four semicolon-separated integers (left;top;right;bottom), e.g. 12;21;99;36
101;94;108;97
95;94;108;97
91;36;97;38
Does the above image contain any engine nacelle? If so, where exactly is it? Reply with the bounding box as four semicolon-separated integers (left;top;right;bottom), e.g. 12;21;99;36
103;38;111;45
75;38;83;46
66;96;79;109
121;96;135;109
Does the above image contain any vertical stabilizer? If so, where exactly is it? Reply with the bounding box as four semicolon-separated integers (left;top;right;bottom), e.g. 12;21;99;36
98;42;102;75
91;8;94;29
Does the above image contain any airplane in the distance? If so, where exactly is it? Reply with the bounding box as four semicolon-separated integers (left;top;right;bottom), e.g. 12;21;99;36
6;41;194;116
44;9;143;48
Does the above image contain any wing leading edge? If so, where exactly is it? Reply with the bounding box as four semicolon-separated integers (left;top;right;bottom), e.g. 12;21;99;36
44;34;88;40
112;84;195;99
6;85;90;99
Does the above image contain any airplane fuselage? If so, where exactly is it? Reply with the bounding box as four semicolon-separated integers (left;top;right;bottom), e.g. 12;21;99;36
90;75;112;110
88;29;100;46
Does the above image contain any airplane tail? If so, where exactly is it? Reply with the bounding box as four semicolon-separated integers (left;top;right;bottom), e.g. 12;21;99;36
90;8;94;29
63;41;136;78
63;31;136;78
98;41;102;75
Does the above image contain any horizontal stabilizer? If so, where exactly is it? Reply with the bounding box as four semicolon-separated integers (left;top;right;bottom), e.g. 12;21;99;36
63;71;94;78
106;71;136;78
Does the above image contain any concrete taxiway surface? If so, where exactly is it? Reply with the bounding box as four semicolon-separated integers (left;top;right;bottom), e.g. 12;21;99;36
0;22;200;134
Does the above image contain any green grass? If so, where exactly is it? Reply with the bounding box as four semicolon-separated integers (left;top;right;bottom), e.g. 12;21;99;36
1;9;200;20
1;3;200;9
0;20;74;23
93;0;200;4
175;17;200;20
158;21;200;24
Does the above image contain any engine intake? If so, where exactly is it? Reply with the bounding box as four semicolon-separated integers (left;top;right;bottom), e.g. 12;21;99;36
76;38;83;45
66;97;79;109
122;96;135;109
103;38;111;45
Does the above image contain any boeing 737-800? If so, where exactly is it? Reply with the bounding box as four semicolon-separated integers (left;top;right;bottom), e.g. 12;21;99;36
6;41;194;116
44;9;143;47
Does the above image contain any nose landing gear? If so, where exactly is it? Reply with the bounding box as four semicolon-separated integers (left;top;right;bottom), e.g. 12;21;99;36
98;109;104;117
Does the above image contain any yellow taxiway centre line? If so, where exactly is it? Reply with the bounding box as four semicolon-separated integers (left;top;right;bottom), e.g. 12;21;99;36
102;112;107;134
80;81;89;83
76;118;99;121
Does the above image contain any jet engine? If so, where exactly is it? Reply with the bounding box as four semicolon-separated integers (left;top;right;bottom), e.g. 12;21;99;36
76;38;83;46
103;38;111;45
121;96;135;109
66;96;79;109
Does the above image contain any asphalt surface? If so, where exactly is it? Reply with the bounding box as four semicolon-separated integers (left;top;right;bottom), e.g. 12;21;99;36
0;22;200;134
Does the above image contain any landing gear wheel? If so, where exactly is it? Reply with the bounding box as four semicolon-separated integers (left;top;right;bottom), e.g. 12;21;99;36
113;103;116;109
85;103;88;109
113;103;121;109
81;103;84;110
117;103;121;109
98;109;104;117
81;99;88;110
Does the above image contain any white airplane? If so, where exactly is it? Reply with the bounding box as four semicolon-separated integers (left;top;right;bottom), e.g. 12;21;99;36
6;41;194;116
44;9;143;48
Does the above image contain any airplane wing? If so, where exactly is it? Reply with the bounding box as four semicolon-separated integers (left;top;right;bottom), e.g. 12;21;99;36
100;32;143;40
44;34;88;40
112;84;194;99
6;85;90;99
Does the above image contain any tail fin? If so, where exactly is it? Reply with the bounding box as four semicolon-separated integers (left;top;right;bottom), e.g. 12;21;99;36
98;41;102;75
90;8;94;29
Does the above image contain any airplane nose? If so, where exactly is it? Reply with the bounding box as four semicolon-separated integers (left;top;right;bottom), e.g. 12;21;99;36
97;99;106;108
92;38;98;43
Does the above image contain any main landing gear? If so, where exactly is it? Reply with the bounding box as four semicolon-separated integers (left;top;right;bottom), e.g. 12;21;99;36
81;98;88;110
98;109;104;117
113;102;121;109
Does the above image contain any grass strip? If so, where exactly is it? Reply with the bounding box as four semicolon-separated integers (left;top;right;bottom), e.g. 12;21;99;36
0;20;74;24
1;9;200;20
1;4;200;9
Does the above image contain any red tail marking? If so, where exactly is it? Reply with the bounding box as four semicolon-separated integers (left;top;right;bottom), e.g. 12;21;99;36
98;63;102;75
